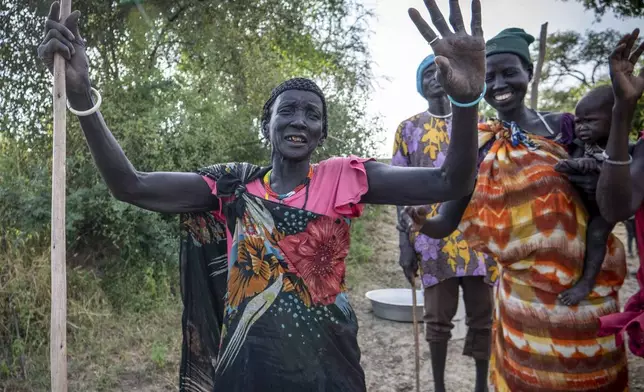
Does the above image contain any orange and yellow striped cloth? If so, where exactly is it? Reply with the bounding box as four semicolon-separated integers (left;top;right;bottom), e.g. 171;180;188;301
460;120;629;391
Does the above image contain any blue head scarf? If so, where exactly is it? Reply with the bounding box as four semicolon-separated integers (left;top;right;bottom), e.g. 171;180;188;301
416;54;436;97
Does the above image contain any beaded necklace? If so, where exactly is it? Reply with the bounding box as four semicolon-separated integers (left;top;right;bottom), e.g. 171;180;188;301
263;165;314;200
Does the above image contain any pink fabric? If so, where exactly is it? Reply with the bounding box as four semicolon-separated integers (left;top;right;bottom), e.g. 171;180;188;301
201;156;374;254
598;143;644;357
201;176;227;222
201;175;234;253
203;156;373;219
598;257;644;356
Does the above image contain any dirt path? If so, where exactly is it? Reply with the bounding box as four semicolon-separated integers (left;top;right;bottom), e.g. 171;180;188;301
349;206;644;392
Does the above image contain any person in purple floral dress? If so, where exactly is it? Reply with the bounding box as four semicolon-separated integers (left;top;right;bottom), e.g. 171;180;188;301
393;54;497;392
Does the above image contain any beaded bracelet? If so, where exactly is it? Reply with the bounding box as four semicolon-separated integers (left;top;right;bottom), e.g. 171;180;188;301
448;83;487;108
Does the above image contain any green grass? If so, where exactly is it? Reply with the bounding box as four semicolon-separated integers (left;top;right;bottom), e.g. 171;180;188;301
1;296;182;391
346;204;384;265
0;246;181;391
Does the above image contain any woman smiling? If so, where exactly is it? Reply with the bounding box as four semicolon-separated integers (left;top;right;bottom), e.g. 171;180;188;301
484;28;565;137
403;27;629;391
38;0;487;390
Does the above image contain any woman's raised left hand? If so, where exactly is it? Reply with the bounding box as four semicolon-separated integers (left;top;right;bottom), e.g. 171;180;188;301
408;0;486;103
610;28;644;105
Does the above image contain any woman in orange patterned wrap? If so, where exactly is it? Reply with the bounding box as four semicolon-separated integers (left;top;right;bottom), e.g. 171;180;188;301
403;28;629;391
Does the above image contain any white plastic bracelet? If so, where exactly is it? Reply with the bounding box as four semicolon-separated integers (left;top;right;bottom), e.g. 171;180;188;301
602;151;633;165
67;87;102;116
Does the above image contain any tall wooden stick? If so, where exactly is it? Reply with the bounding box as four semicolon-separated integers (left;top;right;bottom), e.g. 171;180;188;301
530;22;548;110
411;277;420;392
51;1;71;391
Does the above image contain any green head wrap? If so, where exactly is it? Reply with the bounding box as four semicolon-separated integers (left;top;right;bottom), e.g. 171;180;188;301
485;28;535;66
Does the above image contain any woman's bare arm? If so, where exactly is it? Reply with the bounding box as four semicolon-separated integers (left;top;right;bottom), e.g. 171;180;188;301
362;105;478;205
596;29;644;222
418;194;471;239
38;3;217;214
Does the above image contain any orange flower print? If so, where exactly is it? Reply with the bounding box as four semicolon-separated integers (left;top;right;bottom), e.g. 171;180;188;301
228;235;280;307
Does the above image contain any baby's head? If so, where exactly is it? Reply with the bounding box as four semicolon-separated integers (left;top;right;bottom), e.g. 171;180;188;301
574;85;614;145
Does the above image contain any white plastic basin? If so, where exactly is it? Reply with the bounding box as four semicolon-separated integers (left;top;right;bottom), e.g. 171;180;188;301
365;288;424;323
365;287;467;340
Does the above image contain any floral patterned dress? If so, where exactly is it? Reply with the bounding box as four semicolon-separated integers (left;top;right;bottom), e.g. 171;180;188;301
392;111;497;288
179;158;371;392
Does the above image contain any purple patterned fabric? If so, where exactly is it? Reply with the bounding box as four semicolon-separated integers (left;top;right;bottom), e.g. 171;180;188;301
392;111;497;288
434;151;446;168
401;121;423;154
414;234;441;260
422;273;439;287
392;150;408;167
557;112;576;147
472;255;487;276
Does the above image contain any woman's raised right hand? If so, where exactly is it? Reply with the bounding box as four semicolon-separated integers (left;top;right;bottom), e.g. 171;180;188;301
37;2;90;95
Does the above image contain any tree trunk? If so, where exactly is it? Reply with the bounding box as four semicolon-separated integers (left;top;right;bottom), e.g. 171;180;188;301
530;22;548;110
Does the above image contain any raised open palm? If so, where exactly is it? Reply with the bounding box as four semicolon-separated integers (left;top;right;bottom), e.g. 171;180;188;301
610;28;644;104
408;0;485;103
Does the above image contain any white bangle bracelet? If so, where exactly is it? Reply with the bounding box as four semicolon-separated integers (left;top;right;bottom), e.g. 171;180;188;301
602;151;633;165
67;87;102;116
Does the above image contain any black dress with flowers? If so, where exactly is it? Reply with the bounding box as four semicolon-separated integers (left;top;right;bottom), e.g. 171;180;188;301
179;161;368;392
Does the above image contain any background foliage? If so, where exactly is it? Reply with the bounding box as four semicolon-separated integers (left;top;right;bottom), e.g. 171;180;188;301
562;0;644;19
0;0;382;387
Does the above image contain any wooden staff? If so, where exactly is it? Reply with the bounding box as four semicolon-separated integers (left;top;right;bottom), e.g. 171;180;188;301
411;276;420;392
51;1;72;391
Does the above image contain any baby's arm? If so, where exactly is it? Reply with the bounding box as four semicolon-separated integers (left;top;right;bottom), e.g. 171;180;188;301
559;213;614;306
555;157;600;175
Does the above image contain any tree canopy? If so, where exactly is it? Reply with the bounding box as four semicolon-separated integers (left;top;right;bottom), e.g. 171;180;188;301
0;1;382;381
561;0;644;19
1;0;381;251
